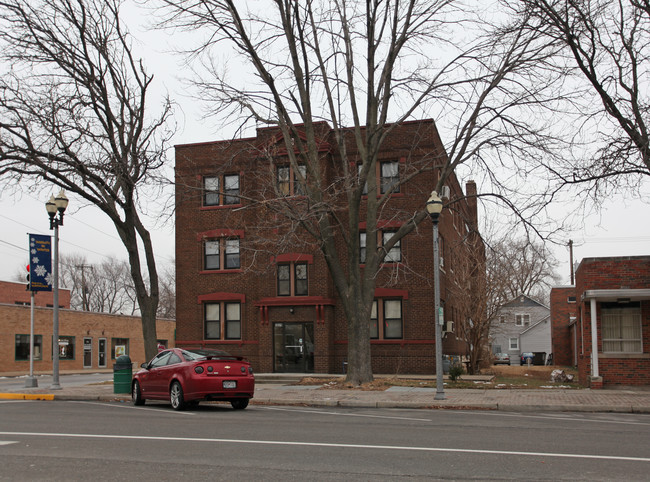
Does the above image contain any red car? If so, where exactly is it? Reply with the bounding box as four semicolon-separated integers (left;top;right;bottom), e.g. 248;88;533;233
132;348;255;410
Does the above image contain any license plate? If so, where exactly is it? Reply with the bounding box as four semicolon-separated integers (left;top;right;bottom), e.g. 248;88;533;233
223;380;236;389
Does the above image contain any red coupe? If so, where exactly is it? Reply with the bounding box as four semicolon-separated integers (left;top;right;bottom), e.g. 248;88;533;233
132;348;255;410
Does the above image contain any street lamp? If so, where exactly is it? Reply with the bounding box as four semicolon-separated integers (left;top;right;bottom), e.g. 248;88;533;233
426;190;445;400
46;189;69;390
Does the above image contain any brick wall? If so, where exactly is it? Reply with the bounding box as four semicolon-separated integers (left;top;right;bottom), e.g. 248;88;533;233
0;280;71;308
0;303;175;374
175;119;483;375
549;286;577;366
574;257;650;387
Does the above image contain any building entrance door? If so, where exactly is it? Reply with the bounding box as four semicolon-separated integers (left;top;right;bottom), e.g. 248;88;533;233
273;322;314;373
98;338;107;368
83;337;92;368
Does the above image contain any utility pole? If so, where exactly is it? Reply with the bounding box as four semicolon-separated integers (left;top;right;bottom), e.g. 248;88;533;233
568;240;574;285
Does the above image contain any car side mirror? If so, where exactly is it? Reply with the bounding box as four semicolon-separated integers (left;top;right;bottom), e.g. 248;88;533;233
141;363;149;369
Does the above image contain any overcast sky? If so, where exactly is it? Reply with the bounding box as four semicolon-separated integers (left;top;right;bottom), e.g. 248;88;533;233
0;2;648;288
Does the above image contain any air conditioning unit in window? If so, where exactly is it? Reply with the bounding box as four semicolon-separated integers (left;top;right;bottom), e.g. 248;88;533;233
444;321;454;333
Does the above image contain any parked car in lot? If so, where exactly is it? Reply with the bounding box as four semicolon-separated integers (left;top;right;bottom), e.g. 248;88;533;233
520;352;534;365
493;353;511;365
132;348;255;410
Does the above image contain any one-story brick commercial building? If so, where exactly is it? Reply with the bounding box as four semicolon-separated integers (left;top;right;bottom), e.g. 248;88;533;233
0;280;175;374
550;256;650;388
174;119;484;375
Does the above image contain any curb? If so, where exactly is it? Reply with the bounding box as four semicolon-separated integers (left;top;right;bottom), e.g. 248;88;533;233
1;392;647;413
0;393;55;401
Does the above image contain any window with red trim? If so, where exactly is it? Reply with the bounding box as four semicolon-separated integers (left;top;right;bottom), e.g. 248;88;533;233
203;237;240;270
277;262;308;296
359;230;401;264
203;174;240;206
277;164;306;196
205;302;241;340
371;299;403;339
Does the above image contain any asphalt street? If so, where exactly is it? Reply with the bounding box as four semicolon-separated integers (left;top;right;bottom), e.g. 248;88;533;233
1;399;650;480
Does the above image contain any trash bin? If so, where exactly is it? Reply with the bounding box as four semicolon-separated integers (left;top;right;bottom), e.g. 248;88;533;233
113;355;132;394
532;352;546;366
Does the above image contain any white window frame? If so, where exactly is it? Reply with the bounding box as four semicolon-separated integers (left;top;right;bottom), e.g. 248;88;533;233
515;313;530;326
509;337;519;350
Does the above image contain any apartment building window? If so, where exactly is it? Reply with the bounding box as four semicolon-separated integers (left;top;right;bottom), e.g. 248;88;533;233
371;299;403;339
515;314;530;326
360;230;401;264
277;262;308;296
204;238;240;270
380;161;400;194
358;160;401;195
277;164;306;196
205;302;241;340
203;174;240;206
15;334;43;361
382;230;401;263
602;303;642;353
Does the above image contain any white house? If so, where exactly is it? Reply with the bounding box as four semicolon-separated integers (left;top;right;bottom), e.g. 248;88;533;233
491;294;551;364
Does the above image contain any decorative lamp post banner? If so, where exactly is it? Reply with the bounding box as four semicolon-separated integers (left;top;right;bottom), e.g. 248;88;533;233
28;233;52;292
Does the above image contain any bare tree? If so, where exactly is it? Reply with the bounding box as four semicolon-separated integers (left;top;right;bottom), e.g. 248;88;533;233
0;0;174;360
157;261;176;319
59;254;136;314
160;0;566;384
488;236;561;304
449;234;559;374
520;0;650;195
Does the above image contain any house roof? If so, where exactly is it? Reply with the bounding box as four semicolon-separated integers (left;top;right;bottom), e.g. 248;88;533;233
501;294;548;310
520;315;550;335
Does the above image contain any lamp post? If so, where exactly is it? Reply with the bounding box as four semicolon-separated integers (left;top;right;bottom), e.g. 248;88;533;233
426;190;445;400
46;190;68;390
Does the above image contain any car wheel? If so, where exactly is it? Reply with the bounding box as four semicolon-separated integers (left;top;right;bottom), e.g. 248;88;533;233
231;399;249;410
132;380;145;406
170;381;186;411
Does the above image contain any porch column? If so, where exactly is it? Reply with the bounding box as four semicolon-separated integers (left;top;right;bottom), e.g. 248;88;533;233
590;298;599;378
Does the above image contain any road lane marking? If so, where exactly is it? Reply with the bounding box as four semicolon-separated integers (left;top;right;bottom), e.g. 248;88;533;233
261;406;431;422
480;411;650;427
0;441;18;446
70;401;195;415
1;431;649;463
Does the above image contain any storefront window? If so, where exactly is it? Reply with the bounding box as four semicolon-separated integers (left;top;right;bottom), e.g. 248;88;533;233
55;336;75;360
15;334;43;361
111;338;129;358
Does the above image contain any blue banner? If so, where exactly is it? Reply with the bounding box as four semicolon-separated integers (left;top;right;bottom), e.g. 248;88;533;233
28;234;52;292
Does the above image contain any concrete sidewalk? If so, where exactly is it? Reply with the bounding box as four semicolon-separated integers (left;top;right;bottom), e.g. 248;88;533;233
2;375;650;413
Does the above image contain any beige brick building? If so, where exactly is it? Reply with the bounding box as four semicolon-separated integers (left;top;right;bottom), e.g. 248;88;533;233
0;281;175;374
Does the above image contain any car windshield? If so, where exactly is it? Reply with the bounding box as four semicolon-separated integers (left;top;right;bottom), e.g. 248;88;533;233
181;349;234;361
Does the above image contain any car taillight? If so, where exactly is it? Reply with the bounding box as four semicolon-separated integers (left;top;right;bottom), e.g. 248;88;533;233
194;366;204;374
248;366;254;375
241;366;246;374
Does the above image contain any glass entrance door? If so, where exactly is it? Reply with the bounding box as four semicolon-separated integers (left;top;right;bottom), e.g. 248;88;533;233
83;337;92;368
273;322;314;373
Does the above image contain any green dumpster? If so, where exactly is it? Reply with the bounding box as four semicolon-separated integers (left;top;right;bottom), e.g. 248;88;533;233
113;355;132;394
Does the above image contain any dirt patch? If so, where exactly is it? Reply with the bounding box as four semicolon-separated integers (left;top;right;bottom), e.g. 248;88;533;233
486;365;563;380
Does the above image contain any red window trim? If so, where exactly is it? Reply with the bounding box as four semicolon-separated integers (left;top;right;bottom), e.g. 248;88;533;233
197;229;245;241
271;253;314;264
197;292;246;304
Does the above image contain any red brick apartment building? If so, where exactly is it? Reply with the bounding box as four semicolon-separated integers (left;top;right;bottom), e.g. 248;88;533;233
174;119;482;374
550;256;650;387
